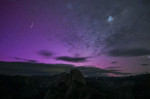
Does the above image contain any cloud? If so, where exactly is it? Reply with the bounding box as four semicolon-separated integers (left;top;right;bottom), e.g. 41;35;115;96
25;60;38;63
0;61;133;77
76;66;131;76
111;61;118;64
108;48;150;57
56;56;87;62
13;57;23;60
37;50;54;58
76;65;126;76
141;64;149;66
105;66;121;70
141;0;150;5
13;57;38;63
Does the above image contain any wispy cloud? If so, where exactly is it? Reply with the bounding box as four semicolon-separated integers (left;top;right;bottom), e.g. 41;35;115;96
13;57;38;63
13;57;23;60
25;59;38;63
111;61;118;64
56;56;87;62
108;48;150;57
141;63;149;66
37;50;54;58
105;66;122;70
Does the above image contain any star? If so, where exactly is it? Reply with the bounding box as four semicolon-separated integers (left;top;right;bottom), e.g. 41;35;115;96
107;16;114;22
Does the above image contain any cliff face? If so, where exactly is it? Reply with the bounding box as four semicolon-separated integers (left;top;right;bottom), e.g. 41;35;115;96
44;69;105;99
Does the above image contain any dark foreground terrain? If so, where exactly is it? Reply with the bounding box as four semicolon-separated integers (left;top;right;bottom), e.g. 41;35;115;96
0;69;150;99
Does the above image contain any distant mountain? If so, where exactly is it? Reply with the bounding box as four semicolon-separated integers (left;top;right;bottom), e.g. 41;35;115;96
0;61;133;77
0;64;150;99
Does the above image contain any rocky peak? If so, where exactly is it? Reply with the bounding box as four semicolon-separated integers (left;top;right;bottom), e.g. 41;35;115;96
70;69;86;84
44;69;105;99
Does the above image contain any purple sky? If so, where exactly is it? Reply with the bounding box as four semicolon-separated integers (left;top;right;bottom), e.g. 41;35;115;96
0;0;150;76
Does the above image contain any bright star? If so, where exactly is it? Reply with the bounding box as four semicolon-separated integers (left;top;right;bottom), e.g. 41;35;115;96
107;16;114;22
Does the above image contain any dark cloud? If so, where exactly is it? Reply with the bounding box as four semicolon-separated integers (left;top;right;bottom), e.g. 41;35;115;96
105;66;122;70
141;64;149;66
13;57;38;63
37;50;54;58
111;61;118;64
108;48;150;57
25;60;38;63
0;61;133;77
13;57;24;60
141;0;150;5
56;56;87;62
76;66;131;76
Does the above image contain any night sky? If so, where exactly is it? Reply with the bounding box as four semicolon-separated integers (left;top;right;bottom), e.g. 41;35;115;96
0;0;150;76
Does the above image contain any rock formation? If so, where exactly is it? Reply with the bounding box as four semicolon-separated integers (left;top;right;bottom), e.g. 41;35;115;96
44;69;105;99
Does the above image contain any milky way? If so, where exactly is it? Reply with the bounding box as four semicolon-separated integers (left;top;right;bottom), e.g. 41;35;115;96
0;0;150;76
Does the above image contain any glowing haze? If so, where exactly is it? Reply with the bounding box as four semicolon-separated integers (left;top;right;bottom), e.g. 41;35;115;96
0;0;150;76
